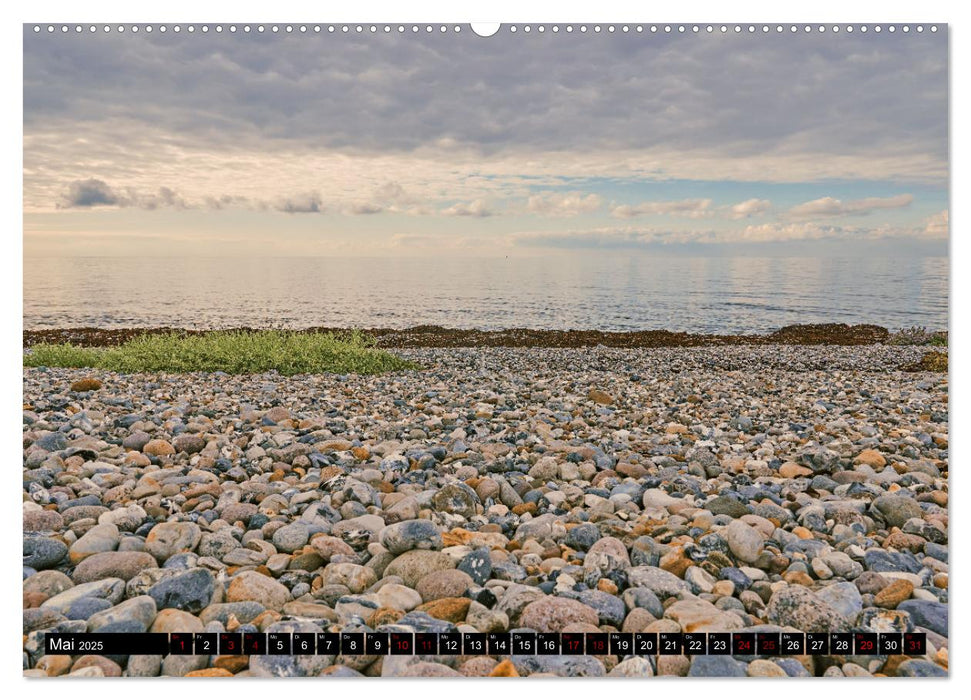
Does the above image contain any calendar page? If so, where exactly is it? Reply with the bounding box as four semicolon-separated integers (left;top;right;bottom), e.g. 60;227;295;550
22;21;948;680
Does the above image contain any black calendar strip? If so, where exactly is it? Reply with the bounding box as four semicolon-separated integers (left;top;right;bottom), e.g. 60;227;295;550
44;631;925;657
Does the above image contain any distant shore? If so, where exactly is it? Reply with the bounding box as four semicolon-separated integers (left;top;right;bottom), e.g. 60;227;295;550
22;322;941;349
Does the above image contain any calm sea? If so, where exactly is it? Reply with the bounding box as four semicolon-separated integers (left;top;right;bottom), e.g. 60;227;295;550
23;256;948;333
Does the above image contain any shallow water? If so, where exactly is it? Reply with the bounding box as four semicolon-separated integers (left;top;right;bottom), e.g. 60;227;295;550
23;255;948;333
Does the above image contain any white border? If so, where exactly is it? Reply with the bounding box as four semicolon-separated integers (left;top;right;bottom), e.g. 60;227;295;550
4;2;962;700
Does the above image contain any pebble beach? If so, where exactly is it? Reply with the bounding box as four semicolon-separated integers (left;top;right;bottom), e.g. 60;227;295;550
23;343;949;678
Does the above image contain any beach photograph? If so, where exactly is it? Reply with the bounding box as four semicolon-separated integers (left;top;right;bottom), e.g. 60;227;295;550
21;22;948;678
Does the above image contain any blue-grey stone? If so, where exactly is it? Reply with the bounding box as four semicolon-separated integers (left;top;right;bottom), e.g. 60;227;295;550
864;550;923;574
34;433;68;452
148;567;215;613
575;589;626;628
457;548;492;585
23;537;67;570
395;611;457;634
622;587;664;620
774;658;811;677
162;552;198;570
924;542;948;563
816;582;863;622
720;567;753;591
511;655;605;677
379;519;442;555
897;600;947;636
688;655;747;677
565;523;600;551
491;560;528;582
897;660;947;677
64;597;113;621
58;494;102;511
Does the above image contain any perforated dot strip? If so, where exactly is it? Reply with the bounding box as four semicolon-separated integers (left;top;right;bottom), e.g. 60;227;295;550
30;24;941;35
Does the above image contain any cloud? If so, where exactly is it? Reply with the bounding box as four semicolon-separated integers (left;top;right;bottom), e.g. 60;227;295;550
374;181;406;202
527;192;602;217
787;194;913;219
346;202;384;215
922;209;949;238
23;29;948;216
340;181;416;215
59;179;190;210
440;199;493;217
511;214;943;249
611;199;713;219
737;221;863;242
59;179;124;208
273;192;324;214
204;194;250;210
138;186;187;210
726;198;772;219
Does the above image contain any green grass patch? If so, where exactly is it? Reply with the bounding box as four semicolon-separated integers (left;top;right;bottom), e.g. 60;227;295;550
24;330;420;376
888;326;948;347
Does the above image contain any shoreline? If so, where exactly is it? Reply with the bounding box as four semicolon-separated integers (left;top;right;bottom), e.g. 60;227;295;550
22;322;919;349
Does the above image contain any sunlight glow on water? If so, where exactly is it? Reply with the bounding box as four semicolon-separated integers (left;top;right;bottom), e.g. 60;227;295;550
23;256;948;332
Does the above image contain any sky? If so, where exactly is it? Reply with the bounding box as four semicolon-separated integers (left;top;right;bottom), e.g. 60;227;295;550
23;25;949;257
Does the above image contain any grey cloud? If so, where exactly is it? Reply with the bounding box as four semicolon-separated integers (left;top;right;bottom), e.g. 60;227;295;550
274;192;324;214
138;186;187;210
23;29;947;170
204;194;250;210
59;178;123;208
59;179;190;210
